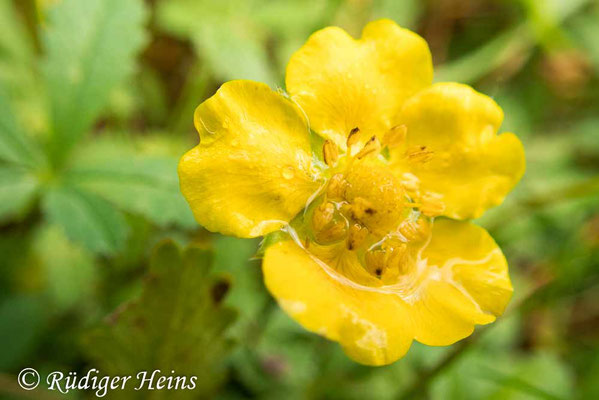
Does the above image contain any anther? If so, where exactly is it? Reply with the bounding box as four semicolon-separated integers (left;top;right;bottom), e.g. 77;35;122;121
347;127;360;147
312;202;335;232
386;243;409;274
382;125;407;148
400;173;420;193
399;218;431;242
323;140;338;166
312;202;348;244
419;192;446;217
365;243;408;280
315;220;348;244
347;223;368;250
405;145;434;163
355;136;381;159
326;173;346;199
365;249;386;277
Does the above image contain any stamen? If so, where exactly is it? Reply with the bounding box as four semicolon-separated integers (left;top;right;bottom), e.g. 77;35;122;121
312;201;348;244
355;136;381;159
365;242;408;280
312;202;335;232
326;173;346;199
406;145;433;163
347;127;360;147
419;192;445;217
382;125;407;148
399;218;431;242
386;243;408;274
347;223;368;250
315;220;348;244
323;140;339;166
365;248;386;277
400;173;420;193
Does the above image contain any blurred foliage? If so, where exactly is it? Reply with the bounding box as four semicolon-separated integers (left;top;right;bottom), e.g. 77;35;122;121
0;0;598;398
84;241;237;399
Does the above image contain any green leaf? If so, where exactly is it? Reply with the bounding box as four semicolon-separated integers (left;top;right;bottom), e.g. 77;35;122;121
0;0;45;137
67;154;195;228
0;84;42;167
42;185;129;255
196;23;276;85
0;165;39;222
156;0;276;85
84;241;237;399
32;224;98;311
0;0;35;70
42;0;147;163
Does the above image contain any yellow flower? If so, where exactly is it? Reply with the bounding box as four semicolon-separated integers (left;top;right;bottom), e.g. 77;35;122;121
178;19;525;365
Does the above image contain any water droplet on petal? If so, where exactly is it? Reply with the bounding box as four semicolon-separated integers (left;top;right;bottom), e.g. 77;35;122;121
282;166;295;180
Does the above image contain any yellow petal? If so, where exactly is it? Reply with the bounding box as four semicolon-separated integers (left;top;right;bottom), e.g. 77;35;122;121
178;80;320;238
262;219;511;363
286;19;433;148
412;219;512;345
393;82;525;219
263;239;414;366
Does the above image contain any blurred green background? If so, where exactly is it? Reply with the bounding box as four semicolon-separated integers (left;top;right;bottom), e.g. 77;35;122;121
0;0;598;398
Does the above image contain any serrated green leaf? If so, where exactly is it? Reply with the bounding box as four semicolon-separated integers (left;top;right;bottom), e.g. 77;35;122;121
84;241;237;399
0;165;39;222
42;185;129;255
42;0;147;163
67;154;195;228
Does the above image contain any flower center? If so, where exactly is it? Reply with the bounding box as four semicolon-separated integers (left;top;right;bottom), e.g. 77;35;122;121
289;127;441;287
